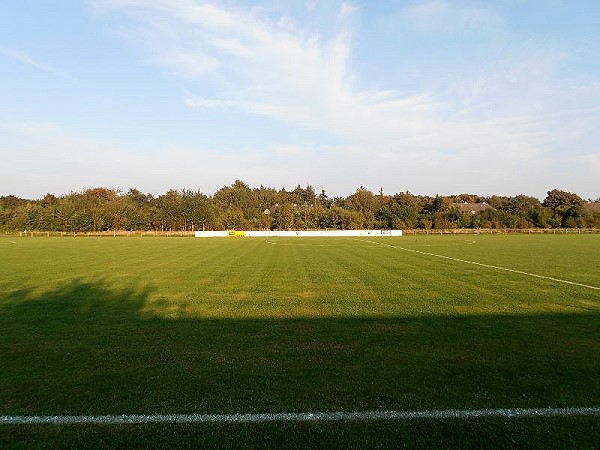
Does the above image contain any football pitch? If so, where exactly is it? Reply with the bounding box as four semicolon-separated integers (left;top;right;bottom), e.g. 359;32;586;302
1;234;599;447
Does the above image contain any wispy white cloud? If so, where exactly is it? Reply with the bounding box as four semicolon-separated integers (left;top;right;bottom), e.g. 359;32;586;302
91;2;531;139
93;0;355;121
0;46;61;74
85;0;600;198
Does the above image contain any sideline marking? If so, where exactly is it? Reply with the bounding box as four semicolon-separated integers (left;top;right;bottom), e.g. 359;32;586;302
359;239;600;291
2;407;599;425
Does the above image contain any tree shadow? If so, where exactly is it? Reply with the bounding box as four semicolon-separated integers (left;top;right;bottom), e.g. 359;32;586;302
1;280;599;417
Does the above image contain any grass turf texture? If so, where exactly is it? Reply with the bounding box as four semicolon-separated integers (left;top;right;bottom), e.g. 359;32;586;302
1;234;599;447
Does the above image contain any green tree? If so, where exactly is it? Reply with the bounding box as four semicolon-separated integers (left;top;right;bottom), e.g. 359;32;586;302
317;189;332;208
273;203;296;230
543;190;584;227
82;188;120;231
542;189;583;209
345;187;379;228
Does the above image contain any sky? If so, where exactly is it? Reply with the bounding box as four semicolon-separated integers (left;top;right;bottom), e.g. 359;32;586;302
1;1;599;200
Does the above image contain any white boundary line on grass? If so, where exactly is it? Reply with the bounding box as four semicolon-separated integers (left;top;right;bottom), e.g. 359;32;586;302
1;407;599;425
358;239;600;291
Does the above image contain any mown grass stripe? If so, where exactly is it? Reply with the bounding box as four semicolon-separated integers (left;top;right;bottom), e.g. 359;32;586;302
2;408;599;425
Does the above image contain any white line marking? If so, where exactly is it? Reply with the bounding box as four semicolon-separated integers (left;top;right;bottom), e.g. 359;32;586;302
358;239;600;291
2;407;599;425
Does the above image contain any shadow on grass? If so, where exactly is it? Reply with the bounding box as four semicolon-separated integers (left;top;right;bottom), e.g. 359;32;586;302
1;280;599;447
1;280;599;418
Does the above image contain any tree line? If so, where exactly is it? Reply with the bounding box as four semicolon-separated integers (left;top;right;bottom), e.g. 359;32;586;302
1;181;599;232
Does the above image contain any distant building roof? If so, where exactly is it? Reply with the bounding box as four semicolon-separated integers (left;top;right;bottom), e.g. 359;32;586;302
584;201;600;212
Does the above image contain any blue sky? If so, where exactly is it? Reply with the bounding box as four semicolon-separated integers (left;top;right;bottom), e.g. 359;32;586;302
1;1;599;200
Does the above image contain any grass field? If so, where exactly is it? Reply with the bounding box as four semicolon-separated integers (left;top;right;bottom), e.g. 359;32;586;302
1;234;599;448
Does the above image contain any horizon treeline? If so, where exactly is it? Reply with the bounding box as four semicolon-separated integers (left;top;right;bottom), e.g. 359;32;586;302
1;181;599;232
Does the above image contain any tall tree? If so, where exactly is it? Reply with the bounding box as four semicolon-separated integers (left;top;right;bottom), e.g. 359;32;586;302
542;189;584;209
543;189;585;228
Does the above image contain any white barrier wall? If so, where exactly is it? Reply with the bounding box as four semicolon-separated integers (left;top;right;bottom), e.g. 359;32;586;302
193;231;231;238
195;230;402;238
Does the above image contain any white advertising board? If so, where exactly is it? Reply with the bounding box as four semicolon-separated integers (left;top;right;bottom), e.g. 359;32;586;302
194;230;402;238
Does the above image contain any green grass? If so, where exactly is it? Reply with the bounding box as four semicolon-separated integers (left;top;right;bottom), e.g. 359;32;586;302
1;234;599;448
